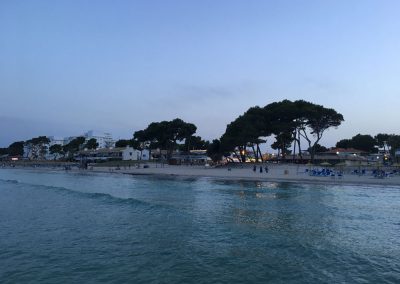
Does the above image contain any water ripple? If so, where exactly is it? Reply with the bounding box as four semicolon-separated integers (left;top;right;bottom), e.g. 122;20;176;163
1;169;399;283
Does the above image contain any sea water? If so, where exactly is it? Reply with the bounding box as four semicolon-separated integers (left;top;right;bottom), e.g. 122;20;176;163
0;169;399;283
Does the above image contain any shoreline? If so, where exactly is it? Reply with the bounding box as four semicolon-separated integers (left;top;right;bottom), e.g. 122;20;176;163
4;163;398;188
93;164;400;187
119;166;400;187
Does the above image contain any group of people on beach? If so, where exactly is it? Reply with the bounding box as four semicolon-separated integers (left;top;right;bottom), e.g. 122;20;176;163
253;165;268;173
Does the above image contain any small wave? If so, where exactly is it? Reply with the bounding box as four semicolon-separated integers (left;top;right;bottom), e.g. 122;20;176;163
1;179;162;209
0;178;19;184
82;191;156;208
39;184;157;208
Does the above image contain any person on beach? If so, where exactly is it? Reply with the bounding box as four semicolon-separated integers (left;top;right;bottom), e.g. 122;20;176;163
253;165;256;172
259;166;263;173
265;166;269;173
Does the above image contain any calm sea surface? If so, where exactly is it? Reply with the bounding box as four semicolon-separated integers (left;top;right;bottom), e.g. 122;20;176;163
0;169;399;283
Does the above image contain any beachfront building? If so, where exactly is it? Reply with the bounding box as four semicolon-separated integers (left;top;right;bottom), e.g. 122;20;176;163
271;148;369;165
328;148;365;158
169;150;210;165
122;147;150;161
48;136;65;147
84;130;115;148
63;131;115;149
76;147;150;162
367;153;391;164
148;149;167;161
22;131;116;161
75;148;123;162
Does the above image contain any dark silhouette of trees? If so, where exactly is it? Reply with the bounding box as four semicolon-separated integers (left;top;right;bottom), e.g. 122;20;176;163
2;100;347;164
351;134;377;153
220;100;344;163
375;133;390;152
336;134;377;153
8;141;24;156
336;139;353;149
388;135;400;157
25;136;50;160
292;101;344;161
133;118;197;160
0;142;24;157
308;144;329;154
181;135;209;151
115;139;133;148
335;133;400;159
221;106;271;163
207;139;229;163
271;132;294;158
85;138;99;150
49;144;64;160
63;137;86;159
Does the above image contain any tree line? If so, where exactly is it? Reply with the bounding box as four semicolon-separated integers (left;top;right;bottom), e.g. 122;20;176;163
112;100;344;163
2;99;399;163
0;136;99;161
336;134;400;157
115;118;208;160
207;100;344;163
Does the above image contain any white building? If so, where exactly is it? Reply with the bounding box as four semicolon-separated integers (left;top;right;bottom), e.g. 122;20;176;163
22;131;116;160
76;147;150;162
48;136;64;147
23;136;63;160
63;131;115;149
46;136;65;160
122;147;150;161
84;130;115;148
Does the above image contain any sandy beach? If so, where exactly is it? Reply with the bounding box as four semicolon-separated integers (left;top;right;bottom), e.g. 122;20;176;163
88;163;400;187
3;162;400;187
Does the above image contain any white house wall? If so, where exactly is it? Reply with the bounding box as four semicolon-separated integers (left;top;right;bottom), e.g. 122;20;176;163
122;148;150;161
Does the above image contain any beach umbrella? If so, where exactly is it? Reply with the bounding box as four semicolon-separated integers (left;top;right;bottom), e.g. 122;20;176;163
305;162;314;168
335;162;346;173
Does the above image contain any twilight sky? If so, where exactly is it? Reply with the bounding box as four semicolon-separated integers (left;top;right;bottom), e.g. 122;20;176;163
1;0;400;148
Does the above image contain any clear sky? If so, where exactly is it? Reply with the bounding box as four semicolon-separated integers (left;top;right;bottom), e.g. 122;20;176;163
1;0;399;148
